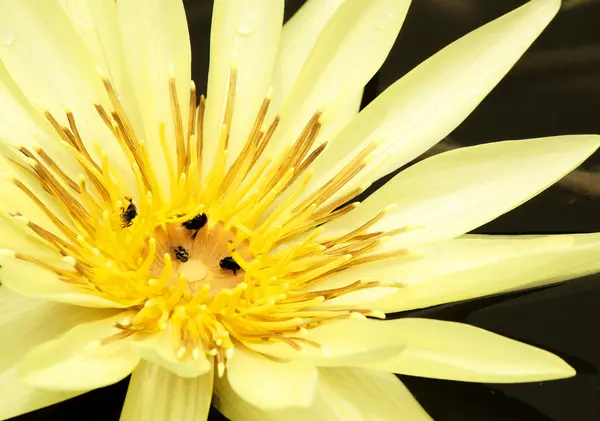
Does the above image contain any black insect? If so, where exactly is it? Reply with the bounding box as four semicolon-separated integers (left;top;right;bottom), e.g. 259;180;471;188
219;256;241;276
120;197;137;228
173;246;189;263
182;213;208;239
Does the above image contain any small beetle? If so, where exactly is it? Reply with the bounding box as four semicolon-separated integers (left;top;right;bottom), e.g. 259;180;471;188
120;197;137;228
182;213;208;239
219;256;241;276
173;246;189;263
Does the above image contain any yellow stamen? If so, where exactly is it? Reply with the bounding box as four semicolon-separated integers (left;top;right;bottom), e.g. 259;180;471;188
3;65;411;374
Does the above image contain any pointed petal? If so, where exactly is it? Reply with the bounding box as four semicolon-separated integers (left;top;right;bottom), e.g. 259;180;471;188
308;0;561;197
509;232;600;291
0;0;130;172
316;233;600;312
117;0;191;188
131;327;211;378
0;165;78;243
269;0;363;134
0;62;71;166
58;0;143;136
269;0;346;112
325;135;600;248
203;0;284;170
227;345;318;410
267;0;411;157
243;316;403;365
322;88;364;141
362;318;575;383
0;366;80;420
0;289;108;418
19;312;140;390
374;233;600;312
215;366;431;421
119;361;213;421
0;211;68;263
246;317;574;382
57;0;124;95
0;288;112;373
0;249;129;308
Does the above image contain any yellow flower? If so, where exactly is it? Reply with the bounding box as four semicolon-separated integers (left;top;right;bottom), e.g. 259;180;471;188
1;0;600;420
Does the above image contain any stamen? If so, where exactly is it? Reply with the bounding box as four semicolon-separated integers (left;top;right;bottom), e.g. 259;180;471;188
222;58;238;150
12;178;78;242
196;95;206;177
35;148;80;193
4;68;413;372
218;92;272;198
169;77;186;175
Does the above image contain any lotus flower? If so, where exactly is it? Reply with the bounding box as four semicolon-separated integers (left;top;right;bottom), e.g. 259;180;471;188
1;0;600;420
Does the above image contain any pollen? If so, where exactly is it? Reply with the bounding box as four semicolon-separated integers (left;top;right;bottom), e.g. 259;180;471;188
4;64;411;373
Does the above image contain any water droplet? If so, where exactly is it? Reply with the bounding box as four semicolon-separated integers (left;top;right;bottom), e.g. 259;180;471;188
2;34;14;46
374;11;395;31
236;12;255;36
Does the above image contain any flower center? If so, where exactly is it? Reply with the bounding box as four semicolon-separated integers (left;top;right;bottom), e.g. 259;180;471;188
3;65;409;373
154;215;241;295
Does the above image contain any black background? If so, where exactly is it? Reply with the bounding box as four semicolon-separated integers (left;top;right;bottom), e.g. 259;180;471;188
15;0;600;420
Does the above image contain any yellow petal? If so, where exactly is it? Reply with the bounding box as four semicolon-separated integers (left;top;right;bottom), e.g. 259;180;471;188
269;0;363;136
243;317;403;365
0;178;63;235
117;0;191;189
0;0;130;176
0;289;109;418
246;317;574;383
362;318;575;383
203;0;284;171
19;312;140;390
0;288;112;373
269;0;346;112
58;0;123;95
0;249;128;308
0;366;81;420
325;135;600;248
227;345;318;410
0;62;72;169
119;360;213;421
373;233;600;312
58;0;144;137
266;0;411;159
0;211;67;263
131;327;211;378
308;0;561;198
0;170;75;241
316;234;599;312
509;232;600;291
215;366;431;421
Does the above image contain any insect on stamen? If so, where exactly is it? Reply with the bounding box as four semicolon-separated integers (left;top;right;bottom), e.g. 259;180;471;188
173;246;189;262
182;213;208;238
120;197;137;228
219;256;240;275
